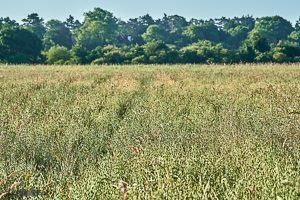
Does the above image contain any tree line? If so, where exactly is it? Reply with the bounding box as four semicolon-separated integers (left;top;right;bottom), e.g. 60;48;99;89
1;8;300;64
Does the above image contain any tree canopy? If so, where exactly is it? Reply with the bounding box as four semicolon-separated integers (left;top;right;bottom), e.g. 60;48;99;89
1;8;300;64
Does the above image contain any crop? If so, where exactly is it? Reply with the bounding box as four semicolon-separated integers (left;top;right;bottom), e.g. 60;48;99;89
0;64;300;199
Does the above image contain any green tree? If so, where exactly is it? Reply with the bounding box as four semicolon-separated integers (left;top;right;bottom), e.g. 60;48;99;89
22;13;45;39
179;45;203;63
288;31;300;45
0;27;42;63
179;40;231;64
43;20;73;50
91;45;125;64
255;52;273;63
183;21;222;43
0;17;19;30
253;37;271;53
142;25;169;43
248;16;293;45
157;14;188;46
143;41;178;64
237;45;256;63
118;14;155;45
295;17;300;31
74;8;118;51
44;46;72;64
216;16;255;48
273;40;300;60
65;15;82;32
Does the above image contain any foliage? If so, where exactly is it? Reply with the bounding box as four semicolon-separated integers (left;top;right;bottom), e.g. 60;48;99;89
183;21;223;43
43;20;73;50
44;45;72;64
22;13;46;39
248;16;294;45
1;8;300;64
0;27;42;63
74;8;118;51
142;24;169;43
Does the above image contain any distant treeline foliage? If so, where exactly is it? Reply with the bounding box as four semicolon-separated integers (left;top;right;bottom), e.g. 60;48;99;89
1;8;300;64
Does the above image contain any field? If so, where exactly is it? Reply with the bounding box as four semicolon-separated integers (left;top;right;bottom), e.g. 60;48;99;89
0;64;300;199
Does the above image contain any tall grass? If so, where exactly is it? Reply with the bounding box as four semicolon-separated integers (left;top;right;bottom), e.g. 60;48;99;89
0;64;300;199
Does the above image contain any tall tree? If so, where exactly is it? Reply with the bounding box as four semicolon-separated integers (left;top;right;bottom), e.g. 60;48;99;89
74;8;118;51
65;15;82;32
216;16;255;48
0;27;42;63
43;20;73;50
183;21;222;44
248;16;294;45
157;14;188;46
142;25;169;43
22;13;46;39
118;14;155;45
0;17;19;30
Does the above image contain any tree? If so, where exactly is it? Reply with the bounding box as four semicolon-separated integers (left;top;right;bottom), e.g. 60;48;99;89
216;16;256;48
44;46;72;64
65;15;82;32
179;45;203;63
253;37;270;53
237;45;256;63
0;27;42;63
0;17;19;30
74;8;118;51
142;25;169;43
255;52;273;63
295;17;300;31
274;40;300;58
289;31;300;45
43;20;73;50
183;21;222;44
157;14;188;46
179;40;231;64
91;45;125;64
22;13;45;39
118;14;155;45
158;14;188;33
248;16;294;45
143;41;178;64
127;45;146;63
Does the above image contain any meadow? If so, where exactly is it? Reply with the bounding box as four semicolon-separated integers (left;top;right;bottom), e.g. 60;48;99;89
0;64;300;199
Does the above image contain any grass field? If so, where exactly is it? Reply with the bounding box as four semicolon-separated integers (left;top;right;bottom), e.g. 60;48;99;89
1;64;300;199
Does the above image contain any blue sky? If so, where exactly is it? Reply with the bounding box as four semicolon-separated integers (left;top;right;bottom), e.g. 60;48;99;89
1;0;299;23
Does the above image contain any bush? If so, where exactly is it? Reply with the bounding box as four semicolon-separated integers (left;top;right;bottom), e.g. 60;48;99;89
272;52;289;63
255;53;273;63
44;46;72;64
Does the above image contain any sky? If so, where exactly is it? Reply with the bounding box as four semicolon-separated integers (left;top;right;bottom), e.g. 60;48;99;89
1;0;299;23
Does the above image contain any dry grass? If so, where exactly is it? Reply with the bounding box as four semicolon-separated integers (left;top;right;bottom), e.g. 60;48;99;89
0;64;300;199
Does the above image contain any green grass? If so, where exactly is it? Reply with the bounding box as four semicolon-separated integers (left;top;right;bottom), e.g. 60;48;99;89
0;64;300;199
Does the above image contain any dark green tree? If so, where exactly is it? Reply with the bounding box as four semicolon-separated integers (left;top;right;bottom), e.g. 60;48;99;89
22;13;45;39
0;27;42;63
43;20;73;50
0;17;19;30
118;14;155;45
143;41;178;63
65;15;82;32
253;37;271;53
157;14;188;46
248;16;293;45
216;16;255;48
74;8;118;51
183;21;222;44
142;25;169;43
